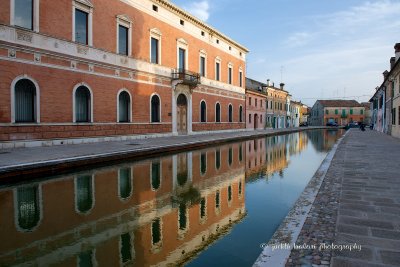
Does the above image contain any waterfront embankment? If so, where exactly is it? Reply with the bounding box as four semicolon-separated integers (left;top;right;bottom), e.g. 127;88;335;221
0;127;329;181
255;129;400;267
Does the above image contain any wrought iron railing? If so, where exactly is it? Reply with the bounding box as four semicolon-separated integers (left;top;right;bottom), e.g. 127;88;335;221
172;68;200;87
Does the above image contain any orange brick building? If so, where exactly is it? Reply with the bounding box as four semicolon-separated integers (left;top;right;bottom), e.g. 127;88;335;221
310;100;365;126
245;78;267;129
0;0;248;147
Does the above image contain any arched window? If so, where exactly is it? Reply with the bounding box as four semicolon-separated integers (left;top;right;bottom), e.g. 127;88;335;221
178;203;187;230
75;175;94;214
228;147;233;166
177;170;188;186
200;152;207;175
200;197;206;219
118;91;131;123
151;95;160;123
228;185;232;202
152;218;162;245
16;185;41;231
119;168;132;200
151;161;161;190
215;190;220;209
239;106;243;123
78;250;95;267
215;103;221;122
120;232;133;264
14;79;37;123
228;104;233;122
200;101;207;122
75;86;91;123
215;149;221;170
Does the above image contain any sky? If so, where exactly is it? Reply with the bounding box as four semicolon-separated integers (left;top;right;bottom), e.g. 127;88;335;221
171;0;400;106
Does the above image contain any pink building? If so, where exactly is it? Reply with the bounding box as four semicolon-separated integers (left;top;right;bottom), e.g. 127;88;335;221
245;78;267;130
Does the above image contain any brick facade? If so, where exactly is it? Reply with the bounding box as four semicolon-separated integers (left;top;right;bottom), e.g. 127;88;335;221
0;0;248;144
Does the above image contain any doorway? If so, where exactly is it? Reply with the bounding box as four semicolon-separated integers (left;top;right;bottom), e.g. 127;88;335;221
254;114;258;129
177;94;188;134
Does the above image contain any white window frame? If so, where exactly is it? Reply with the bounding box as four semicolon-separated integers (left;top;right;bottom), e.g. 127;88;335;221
10;0;40;32
215;57;221;81
13;184;43;232
10;75;41;124
74;173;95;214
150;28;162;65
200;151;207;176
176;38;188;70
200;100;207;123
199;49;207;78
150;160;162;191
228;103;233;122
117;88;132;123
116;15;132;56
72;82;94;123
150;93;162;123
239;105;243;123
72;0;93;46
239;67;243;87
215;102;221;123
215;149;221;170
228;63;233;85
117;166;134;201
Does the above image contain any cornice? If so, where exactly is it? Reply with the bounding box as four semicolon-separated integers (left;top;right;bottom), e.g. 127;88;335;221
151;0;249;53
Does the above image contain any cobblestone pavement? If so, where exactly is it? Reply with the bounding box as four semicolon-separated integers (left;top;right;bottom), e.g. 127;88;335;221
0;127;323;179
286;129;400;267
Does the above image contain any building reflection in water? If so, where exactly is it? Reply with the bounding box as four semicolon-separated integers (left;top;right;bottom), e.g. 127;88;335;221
0;142;246;267
0;130;342;266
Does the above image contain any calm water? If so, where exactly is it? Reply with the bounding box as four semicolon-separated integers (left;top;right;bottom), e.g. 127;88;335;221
0;129;344;267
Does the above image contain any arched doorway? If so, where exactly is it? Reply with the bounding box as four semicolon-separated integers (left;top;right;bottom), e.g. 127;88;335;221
177;94;188;134
254;114;258;129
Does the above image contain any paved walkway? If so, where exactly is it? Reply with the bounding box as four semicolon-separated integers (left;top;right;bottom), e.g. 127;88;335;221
286;129;400;267
0;127;321;179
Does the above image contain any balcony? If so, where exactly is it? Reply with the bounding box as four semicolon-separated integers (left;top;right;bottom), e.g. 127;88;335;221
172;69;200;88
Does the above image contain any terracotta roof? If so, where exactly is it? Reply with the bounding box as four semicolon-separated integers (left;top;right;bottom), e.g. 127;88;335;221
317;100;362;107
361;102;371;110
246;78;267;91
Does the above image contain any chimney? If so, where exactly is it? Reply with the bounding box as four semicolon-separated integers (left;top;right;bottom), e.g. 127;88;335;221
266;79;270;86
390;57;396;70
395;43;400;62
383;70;389;80
280;83;285;90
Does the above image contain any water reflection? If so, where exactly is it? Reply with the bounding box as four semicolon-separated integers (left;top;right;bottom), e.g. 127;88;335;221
0;130;343;267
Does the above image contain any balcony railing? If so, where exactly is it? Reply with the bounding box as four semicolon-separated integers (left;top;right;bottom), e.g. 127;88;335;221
172;69;200;87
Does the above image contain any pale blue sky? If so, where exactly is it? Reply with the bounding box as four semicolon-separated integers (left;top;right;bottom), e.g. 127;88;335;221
171;0;400;106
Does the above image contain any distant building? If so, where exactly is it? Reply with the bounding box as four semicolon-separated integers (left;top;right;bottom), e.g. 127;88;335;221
391;44;400;139
265;82;289;128
370;86;386;132
245;78;268;130
369;43;400;135
360;102;372;125
310;100;365;126
300;104;310;125
289;101;302;127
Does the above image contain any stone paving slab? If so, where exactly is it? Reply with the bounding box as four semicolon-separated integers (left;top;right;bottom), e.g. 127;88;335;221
0;127;324;181
284;129;400;267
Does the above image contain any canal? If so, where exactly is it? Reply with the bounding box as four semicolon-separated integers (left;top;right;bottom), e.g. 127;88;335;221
0;129;344;267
